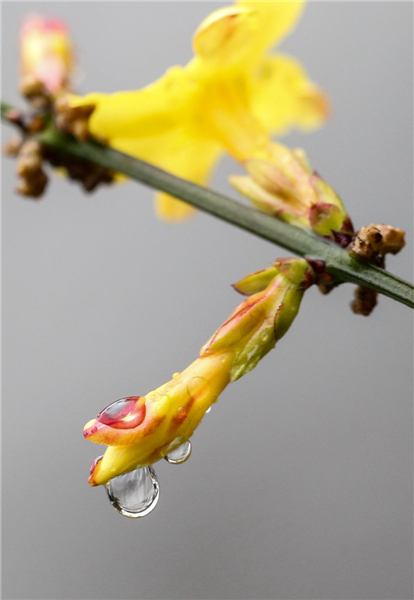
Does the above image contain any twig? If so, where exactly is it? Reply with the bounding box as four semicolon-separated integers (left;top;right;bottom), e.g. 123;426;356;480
2;100;413;309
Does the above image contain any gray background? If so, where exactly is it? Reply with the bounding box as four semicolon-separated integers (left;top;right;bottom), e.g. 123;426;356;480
2;2;413;599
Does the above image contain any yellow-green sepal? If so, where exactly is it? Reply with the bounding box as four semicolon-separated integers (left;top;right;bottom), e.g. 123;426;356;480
232;266;279;296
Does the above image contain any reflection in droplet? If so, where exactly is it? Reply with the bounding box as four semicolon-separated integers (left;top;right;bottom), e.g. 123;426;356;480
206;407;212;414
97;396;146;429
164;440;192;465
106;466;160;518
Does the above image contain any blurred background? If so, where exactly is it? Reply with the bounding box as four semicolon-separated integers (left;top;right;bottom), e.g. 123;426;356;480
2;3;413;599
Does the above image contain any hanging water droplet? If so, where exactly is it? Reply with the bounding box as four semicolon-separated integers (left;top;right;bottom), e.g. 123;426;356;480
164;440;192;465
106;466;160;518
206;407;212;414
172;372;181;380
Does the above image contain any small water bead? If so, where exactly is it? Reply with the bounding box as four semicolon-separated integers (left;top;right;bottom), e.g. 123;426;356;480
172;372;181;380
164;440;192;465
146;391;158;402
187;375;209;399
205;407;212;414
106;466;160;518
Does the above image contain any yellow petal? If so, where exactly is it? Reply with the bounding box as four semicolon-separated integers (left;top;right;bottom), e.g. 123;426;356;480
70;69;221;222
114;133;221;222
193;1;304;68
251;53;330;135
192;5;254;67
155;194;195;222
237;0;305;56
153;139;222;222
111;132;220;222
68;65;193;141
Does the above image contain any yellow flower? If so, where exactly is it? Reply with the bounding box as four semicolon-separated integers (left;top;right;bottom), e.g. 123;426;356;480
69;1;328;221
20;15;73;94
85;258;314;486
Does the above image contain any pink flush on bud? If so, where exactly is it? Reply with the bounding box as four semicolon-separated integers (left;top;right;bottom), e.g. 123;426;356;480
20;15;73;94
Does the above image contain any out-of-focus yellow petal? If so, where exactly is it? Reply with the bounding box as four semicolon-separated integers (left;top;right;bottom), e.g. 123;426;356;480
114;135;221;221
71;81;222;221
115;130;221;221
69;66;192;141
237;0;305;59
192;5;254;68
251;54;330;135
155;194;196;222
152;138;222;222
193;1;304;69
67;1;331;224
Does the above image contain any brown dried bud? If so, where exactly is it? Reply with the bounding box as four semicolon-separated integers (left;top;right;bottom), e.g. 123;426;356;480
16;170;48;198
372;224;405;255
351;225;383;262
20;75;46;99
349;223;405;316
15;140;48;198
350;286;378;316
4;134;24;157
55;98;96;142
351;223;406;262
19;75;52;110
43;145;114;193
16;140;43;174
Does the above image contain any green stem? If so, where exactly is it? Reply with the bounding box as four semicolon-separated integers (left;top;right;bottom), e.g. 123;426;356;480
2;101;413;309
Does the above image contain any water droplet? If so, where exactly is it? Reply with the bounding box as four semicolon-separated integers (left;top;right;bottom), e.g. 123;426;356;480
187;376;209;399
165;435;185;453
206;407;212;414
97;396;146;430
164;440;192;465
106;466;160;518
172;372;181;380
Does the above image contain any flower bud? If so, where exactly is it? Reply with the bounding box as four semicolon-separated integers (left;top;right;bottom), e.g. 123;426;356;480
201;258;313;380
230;142;353;240
20;15;74;95
85;258;314;486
